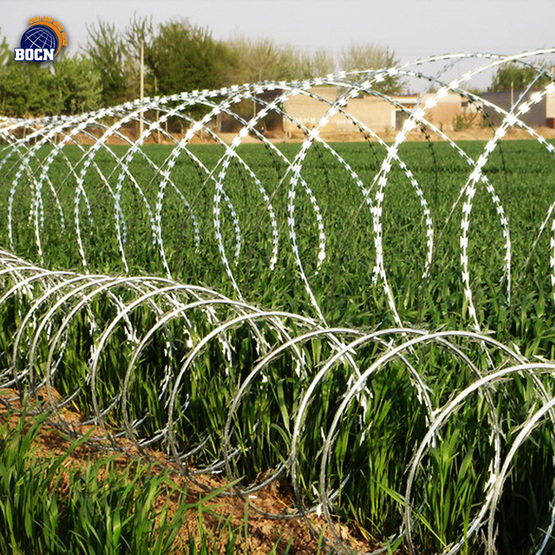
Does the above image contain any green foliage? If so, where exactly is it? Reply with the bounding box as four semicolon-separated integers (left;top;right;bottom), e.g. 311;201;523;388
122;16;155;100
84;20;131;106
339;43;404;94
489;61;554;92
226;36;333;83
0;28;10;66
0;55;101;117
147;20;238;96
0;411;248;554
84;16;156;105
0;409;308;553
82;17;338;106
452;110;478;131
0;25;102;117
0;22;407;116
4;140;555;551
52;55;102;114
0;63;50;116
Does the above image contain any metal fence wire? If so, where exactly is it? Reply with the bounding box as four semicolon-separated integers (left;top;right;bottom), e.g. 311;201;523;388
1;50;555;554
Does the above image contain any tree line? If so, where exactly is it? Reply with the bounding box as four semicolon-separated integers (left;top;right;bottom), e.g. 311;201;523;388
0;16;552;117
0;16;403;117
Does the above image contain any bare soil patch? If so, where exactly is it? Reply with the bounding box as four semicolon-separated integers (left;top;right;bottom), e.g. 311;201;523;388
0;389;377;554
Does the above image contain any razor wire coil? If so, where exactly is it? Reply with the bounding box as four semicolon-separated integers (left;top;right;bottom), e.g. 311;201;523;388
2;50;555;553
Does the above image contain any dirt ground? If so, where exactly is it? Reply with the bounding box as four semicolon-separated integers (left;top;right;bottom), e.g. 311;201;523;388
217;125;555;145
48;123;555;147
0;390;378;554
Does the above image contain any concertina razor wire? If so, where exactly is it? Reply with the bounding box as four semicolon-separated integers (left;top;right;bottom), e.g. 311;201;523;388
1;50;555;553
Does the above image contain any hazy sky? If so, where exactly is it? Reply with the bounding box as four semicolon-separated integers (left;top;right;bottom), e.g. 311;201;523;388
3;0;555;90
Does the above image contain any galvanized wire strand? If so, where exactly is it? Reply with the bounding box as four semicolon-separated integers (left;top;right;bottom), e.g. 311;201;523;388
1;50;555;553
403;361;555;555
2;232;555;554
1;52;553;315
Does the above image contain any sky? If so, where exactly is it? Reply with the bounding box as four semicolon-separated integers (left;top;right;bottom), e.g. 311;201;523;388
2;0;555;91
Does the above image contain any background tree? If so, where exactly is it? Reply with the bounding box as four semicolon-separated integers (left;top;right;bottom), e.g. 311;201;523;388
123;16;154;99
0;27;61;117
311;49;336;77
489;61;554;92
0;30;10;67
0;57;102;117
339;43;404;94
227;36;331;82
0;64;44;117
84;20;130;106
124;15;154;60
0;27;101;118
147;19;238;96
53;55;102;114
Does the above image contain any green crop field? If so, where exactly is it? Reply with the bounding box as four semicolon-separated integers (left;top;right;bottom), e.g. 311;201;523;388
3;135;555;553
5;140;555;334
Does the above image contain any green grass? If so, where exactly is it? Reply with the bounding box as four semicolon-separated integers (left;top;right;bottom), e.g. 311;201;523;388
0;410;192;554
3;139;555;552
0;409;313;554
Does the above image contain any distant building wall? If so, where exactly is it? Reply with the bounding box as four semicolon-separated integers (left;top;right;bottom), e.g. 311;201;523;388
481;90;552;128
427;93;464;129
282;87;338;135
283;87;394;137
283;88;470;137
546;91;555;128
394;93;465;131
345;96;393;133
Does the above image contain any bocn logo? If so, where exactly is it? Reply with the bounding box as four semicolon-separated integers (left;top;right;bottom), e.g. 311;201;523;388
14;17;67;62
